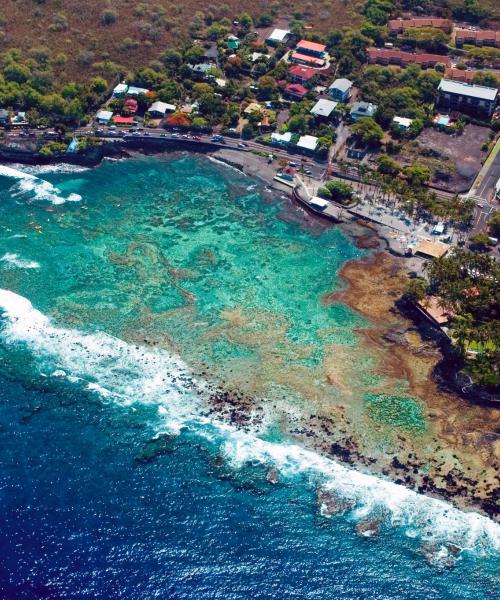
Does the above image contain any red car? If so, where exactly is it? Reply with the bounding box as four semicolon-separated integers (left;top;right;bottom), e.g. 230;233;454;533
193;135;202;141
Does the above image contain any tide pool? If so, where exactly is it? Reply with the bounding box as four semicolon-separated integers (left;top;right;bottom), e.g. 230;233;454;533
0;155;498;598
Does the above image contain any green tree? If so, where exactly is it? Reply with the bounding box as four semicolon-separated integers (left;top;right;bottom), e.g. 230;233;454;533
351;117;383;145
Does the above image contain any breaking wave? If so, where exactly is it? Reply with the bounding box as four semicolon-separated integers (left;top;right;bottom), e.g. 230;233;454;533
5;163;90;175
0;165;82;205
0;252;40;269
0;288;498;564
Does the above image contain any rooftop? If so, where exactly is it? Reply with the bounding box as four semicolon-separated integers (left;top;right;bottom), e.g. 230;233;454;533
148;101;175;114
297;134;318;150
288;65;318;80
417;296;454;325
267;28;290;42
285;83;309;97
271;132;293;143
393;116;413;128
415;239;449;258
127;86;150;96
351;101;378;115
329;78;353;92
96;109;113;120
310;98;338;117
438;79;498;101
291;52;325;66
296;39;327;53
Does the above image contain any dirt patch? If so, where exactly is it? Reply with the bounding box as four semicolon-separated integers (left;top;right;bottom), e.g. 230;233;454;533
400;125;490;192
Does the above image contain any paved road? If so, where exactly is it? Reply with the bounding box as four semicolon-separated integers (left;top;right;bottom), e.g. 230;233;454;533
470;138;500;202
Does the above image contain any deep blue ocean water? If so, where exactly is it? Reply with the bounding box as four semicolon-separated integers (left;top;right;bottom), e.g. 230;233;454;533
0;158;498;599
0;374;498;600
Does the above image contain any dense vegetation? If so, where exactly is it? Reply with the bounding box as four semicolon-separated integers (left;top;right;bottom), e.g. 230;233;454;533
407;250;500;388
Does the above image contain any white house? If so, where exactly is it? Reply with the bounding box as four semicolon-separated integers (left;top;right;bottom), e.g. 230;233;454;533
310;99;338;118
271;132;292;145
127;86;150;96
96;109;113;124
393;116;413;129
147;101;175;117
112;83;128;97
267;28;291;45
297;135;318;152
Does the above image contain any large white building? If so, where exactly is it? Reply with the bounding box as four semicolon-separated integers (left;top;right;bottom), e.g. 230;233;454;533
437;79;498;117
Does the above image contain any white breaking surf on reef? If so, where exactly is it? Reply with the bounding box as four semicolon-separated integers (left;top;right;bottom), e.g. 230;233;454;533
0;165;82;205
0;253;40;269
5;163;90;175
0;287;498;564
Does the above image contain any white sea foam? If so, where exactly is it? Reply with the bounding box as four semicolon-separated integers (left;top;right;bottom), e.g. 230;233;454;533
0;165;82;205
0;253;40;269
5;163;90;175
0;287;498;561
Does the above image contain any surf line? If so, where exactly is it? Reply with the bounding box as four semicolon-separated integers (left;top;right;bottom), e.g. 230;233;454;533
0;287;498;564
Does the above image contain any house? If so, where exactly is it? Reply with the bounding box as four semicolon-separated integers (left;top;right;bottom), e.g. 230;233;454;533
271;132;292;146
310;98;338;119
350;101;378;121
127;86;150;97
251;52;270;63
437;79;498;117
189;63;214;79
244;102;264;115
0;109;9;126
367;48;451;69
290;52;325;68
96;109;113;124
455;29;500;48
266;28;291;45
112;83;128;97
297;134;318;153
393;116;413;129
388;18;452;34
227;35;240;50
203;43;219;64
11;111;28;126
329;78;353;102
295;40;326;58
112;115;136;126
124;98;138;114
288;65;317;84
147;101;175;118
417;296;454;327
285;83;309;99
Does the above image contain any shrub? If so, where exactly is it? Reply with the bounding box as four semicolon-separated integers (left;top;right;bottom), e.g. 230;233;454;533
101;9;118;26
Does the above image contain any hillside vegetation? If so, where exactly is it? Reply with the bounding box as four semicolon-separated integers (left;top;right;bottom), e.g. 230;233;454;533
0;0;360;83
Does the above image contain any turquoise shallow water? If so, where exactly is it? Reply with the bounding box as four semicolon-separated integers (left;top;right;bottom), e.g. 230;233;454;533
0;156;498;597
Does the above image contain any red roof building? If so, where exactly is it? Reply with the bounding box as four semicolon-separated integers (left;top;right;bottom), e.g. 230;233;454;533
296;39;327;56
290;52;325;67
388;18;452;34
288;65;318;83
367;48;451;68
455;29;500;48
113;116;135;125
124;98;138;114
285;83;309;99
444;67;475;83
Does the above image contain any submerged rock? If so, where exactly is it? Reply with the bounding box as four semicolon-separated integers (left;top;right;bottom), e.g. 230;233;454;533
266;468;279;485
134;433;176;464
355;519;381;537
317;488;356;516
